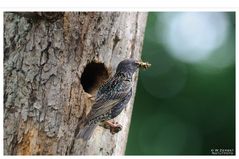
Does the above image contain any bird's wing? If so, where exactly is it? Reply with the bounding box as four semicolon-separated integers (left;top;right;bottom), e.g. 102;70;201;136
86;98;119;121
86;78;130;122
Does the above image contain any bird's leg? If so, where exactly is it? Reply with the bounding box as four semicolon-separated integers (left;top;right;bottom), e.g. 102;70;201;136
103;120;122;134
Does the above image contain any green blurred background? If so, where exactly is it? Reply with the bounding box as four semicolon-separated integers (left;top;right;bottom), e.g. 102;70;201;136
125;12;235;155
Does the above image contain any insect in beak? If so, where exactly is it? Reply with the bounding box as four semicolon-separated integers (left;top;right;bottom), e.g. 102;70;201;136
135;60;151;69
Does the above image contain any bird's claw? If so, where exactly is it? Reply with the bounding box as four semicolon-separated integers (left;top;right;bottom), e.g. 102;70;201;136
110;124;122;134
103;121;122;134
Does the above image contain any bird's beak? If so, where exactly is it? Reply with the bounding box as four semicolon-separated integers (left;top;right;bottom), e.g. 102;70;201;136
135;60;151;69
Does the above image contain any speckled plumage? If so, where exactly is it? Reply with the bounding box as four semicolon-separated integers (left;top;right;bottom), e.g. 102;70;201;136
76;59;139;140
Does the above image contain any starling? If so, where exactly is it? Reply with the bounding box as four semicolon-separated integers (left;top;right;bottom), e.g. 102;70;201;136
76;59;151;140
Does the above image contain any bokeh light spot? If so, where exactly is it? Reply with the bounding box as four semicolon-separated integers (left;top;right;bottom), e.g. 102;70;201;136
157;12;230;64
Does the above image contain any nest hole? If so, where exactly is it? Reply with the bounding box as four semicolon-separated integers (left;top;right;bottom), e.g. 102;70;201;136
81;61;109;94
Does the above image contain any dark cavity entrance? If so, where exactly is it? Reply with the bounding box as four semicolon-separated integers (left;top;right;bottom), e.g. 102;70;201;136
81;61;109;94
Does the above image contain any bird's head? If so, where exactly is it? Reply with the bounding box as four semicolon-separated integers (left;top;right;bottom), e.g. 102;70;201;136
116;59;151;75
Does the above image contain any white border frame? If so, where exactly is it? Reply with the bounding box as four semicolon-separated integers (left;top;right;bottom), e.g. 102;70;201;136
0;1;238;158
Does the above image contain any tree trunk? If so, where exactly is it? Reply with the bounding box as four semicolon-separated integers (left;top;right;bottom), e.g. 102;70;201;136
4;12;147;155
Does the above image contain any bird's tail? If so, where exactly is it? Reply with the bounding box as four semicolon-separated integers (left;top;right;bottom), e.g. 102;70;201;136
76;124;97;140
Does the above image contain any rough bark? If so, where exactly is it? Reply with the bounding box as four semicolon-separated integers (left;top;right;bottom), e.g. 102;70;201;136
4;12;147;155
